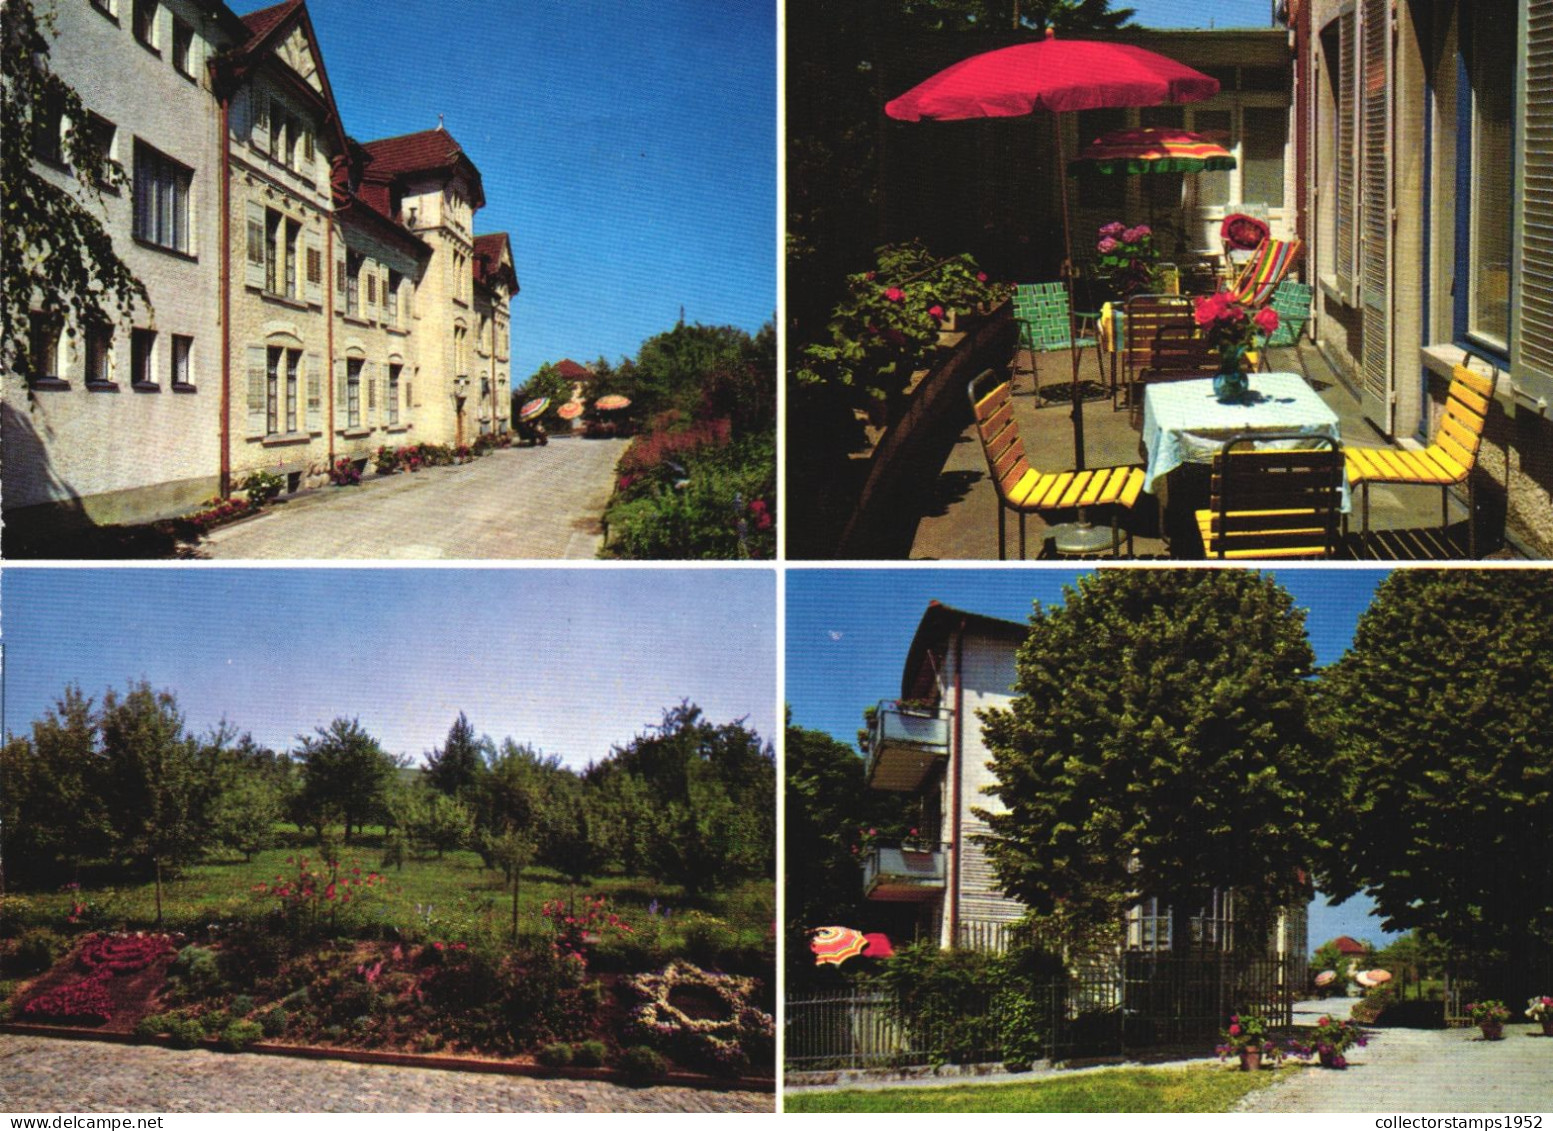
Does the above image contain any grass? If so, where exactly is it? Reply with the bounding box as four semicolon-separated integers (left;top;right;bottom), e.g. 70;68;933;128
782;1064;1299;1113
5;825;772;964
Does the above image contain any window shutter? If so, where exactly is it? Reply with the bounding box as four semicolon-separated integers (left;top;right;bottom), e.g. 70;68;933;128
336;357;348;425
246;346;267;437
365;267;377;316
244;202;267;289
1359;0;1391;418
365;361;377;427
1335;9;1356;300
1518;0;1553;398
304;233;322;305
333;243;346;308
250;88;269;153
306;350;322;432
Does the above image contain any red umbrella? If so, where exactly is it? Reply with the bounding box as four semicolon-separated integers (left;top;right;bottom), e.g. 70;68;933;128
810;925;868;966
886;31;1219;489
862;932;895;959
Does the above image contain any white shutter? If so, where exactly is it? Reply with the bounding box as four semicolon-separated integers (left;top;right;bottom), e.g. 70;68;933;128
304;233;322;305
1518;0;1553;397
246;346;267;437
1359;0;1392;429
244;202;267;290
1335;9;1356;300
306;350;322;432
250;89;269;153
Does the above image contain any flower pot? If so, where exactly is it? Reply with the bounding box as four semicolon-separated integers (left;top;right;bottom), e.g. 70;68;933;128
1318;1048;1344;1069
1479;1021;1504;1041
1541;1017;1553;1037
1213;368;1249;403
1238;1047;1262;1072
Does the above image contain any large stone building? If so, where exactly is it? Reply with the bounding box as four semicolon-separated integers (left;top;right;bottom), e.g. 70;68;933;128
4;0;516;531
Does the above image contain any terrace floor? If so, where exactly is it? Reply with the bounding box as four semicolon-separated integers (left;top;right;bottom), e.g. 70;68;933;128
907;340;1512;561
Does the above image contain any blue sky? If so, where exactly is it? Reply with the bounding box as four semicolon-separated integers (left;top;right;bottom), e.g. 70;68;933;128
1124;0;1278;29
3;568;776;773
297;0;776;386
786;565;1399;949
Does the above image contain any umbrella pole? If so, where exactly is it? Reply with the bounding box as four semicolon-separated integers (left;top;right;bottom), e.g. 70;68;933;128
1051;116;1115;556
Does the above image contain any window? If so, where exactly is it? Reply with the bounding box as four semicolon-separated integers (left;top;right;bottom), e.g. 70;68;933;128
387;270;401;322
92;0;118;20
170;334;192;388
1465;0;1514;350
266;347;280;435
84;113;119;185
86;323;113;385
33;88;64;166
172;16;194;78
388;362;401;425
133;0;158;51
131;327;156;388
28;312;60;381
285;350;299;433
346;251;362;316
454;325;467;376
1241;107;1287;211
306;245;323;289
347;357;363;427
265;211;280;293
133;140;191;253
284;218;301;299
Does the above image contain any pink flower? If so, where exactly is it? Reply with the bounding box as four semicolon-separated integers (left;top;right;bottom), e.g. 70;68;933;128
1097;237;1119;254
1229;1023;1241;1036
1099;221;1126;238
884;287;905;303
976;272;988;282
1254;306;1281;335
928;305;945;320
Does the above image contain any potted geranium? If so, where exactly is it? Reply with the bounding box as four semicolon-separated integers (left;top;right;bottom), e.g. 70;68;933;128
1094;221;1158;299
1293;1014;1367;1068
1217;1012;1277;1071
1526;995;1553;1036
1467;1000;1510;1040
1193;292;1281;402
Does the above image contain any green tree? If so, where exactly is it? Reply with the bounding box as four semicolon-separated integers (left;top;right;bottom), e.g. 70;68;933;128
979;571;1328;950
2;0;149;384
423;712;485;799
99;682;219;923
0;684;112;882
1315;571;1553;996
481;826;538;943
292;718;403;842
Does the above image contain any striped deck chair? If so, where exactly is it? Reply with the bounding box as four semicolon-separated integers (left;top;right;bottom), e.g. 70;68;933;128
1012;282;1104;402
968;369;1144;559
1224;237;1304;310
1344;363;1494;559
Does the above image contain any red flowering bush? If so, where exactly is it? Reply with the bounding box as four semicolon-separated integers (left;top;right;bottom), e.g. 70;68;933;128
185;496;259;532
541;894;635;963
329;458;362;486
78;932;176;975
21;977;115;1025
252;855;386;936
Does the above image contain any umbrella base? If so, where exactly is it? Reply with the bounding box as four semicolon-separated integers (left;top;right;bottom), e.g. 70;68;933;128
1050;520;1118;556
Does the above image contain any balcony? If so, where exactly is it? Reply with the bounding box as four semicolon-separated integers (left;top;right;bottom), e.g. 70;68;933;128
862;843;946;901
866;701;950;791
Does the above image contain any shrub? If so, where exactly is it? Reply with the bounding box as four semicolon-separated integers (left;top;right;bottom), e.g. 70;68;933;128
134;1013;175;1039
219;1019;264;1052
165;1016;207;1049
373;446;400;474
329;458;362;487
536;1042;574;1068
13;927;68;974
200;1009;231;1035
230;994;257;1017
239;469;285;505
616;1045;667;1083
573;1039;608;1068
257;1006;288;1038
169;945;224;997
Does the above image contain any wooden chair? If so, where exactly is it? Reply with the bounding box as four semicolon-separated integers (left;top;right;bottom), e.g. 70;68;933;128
1344;363;1494;558
968;369;1145;559
1195;433;1344;559
1119;294;1218;419
1012;282;1103;402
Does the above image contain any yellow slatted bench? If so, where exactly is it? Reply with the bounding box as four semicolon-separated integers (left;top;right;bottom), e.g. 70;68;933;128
1344;363;1494;559
968;369;1145;559
1194;434;1343;559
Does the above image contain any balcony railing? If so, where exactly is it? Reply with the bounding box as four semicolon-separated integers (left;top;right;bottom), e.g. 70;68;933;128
866;701;950;791
862;842;946;901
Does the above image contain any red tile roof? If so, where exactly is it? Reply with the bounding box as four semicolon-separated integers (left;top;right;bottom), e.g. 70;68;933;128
1329;935;1369;955
556;360;592;381
238;0;300;50
472;233;516;291
360;128;486;209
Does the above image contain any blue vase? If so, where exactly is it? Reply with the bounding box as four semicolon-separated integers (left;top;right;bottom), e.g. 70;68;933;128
1213;368;1249;403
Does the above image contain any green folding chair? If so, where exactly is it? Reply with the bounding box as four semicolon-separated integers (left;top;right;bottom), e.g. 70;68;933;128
1013;282;1104;402
1252;280;1314;370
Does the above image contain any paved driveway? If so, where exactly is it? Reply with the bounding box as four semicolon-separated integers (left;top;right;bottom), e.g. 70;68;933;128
1237;999;1553;1113
0;1035;772;1113
201;438;629;559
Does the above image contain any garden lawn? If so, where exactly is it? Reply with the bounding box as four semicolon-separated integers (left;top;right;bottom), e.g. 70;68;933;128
782;1064;1300;1113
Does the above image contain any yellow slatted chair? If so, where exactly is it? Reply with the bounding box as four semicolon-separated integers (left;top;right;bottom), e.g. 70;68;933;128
1195;434;1344;559
968;369;1145;559
1344;363;1494;558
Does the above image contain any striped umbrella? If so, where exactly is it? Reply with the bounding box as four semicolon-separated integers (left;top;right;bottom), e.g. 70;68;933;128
810;925;869;966
1314;970;1338;987
518;397;550;422
557;401;584;421
1068;126;1236;176
595;393;632;411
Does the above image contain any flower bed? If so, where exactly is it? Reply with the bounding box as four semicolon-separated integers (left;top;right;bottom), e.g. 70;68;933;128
13;932;181;1030
622;961;774;1076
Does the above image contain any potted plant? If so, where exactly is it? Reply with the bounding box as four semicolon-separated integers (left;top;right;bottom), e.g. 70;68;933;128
1294;1014;1367;1068
1467;1000;1510;1040
1094;221;1158;300
1192;292;1281;402
1526;995;1553;1036
1217;1012;1276;1071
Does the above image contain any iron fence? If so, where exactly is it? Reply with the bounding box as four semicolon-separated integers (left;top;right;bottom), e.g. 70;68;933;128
785;953;1295;1070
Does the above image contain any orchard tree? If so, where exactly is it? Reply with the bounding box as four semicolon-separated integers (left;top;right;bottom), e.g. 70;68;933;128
979;571;1329;950
423;712;485;799
1315;570;1553;996
2;0;149;383
0;684;112;882
293;718;404;842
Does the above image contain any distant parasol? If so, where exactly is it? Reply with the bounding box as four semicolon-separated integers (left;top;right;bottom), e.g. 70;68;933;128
557;401;584;421
595;393;632;411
